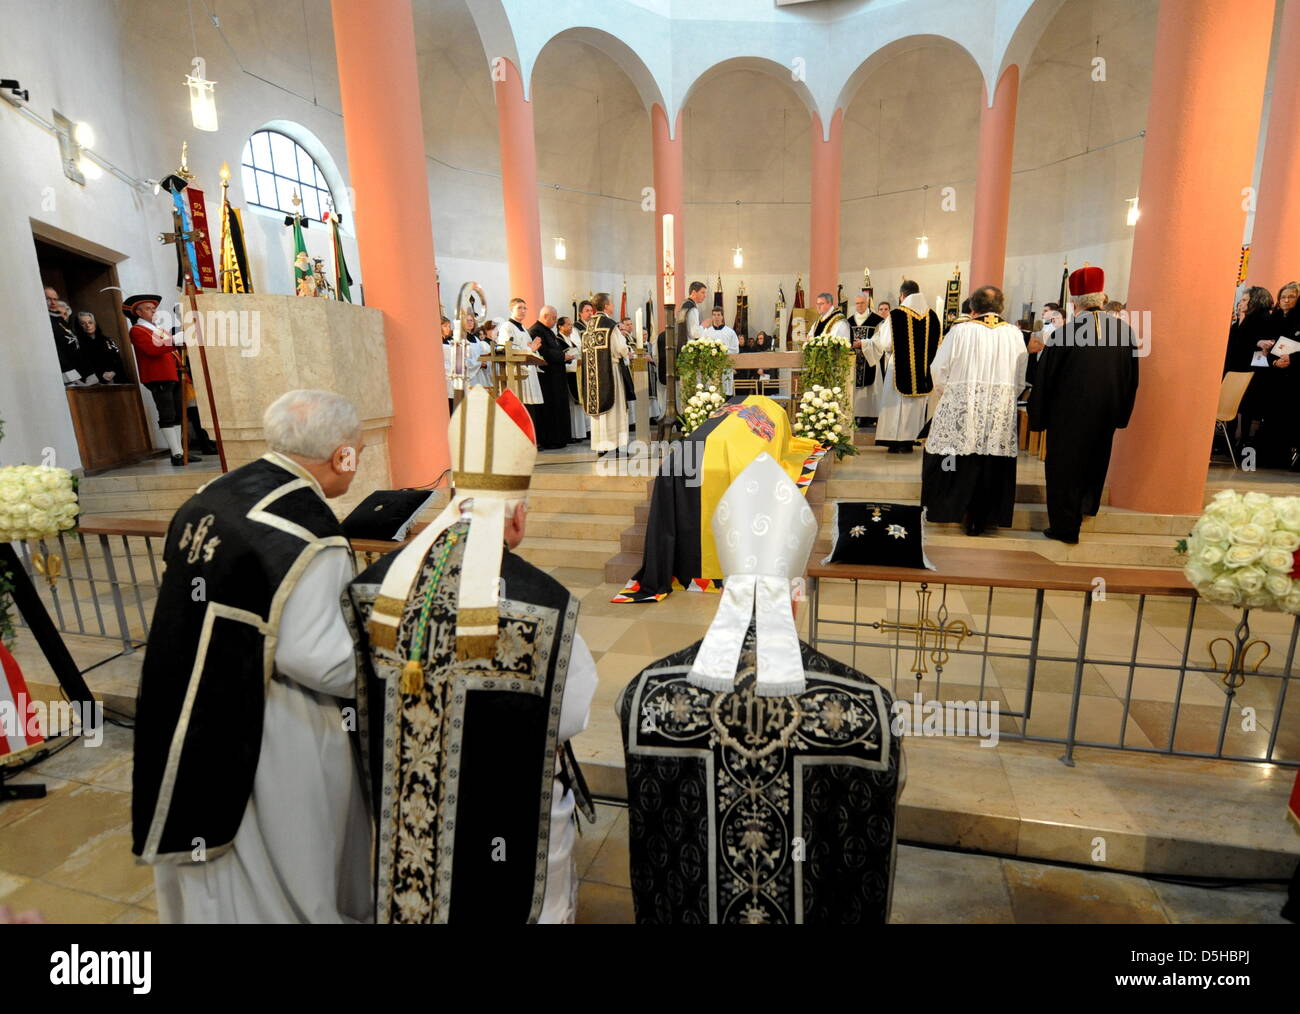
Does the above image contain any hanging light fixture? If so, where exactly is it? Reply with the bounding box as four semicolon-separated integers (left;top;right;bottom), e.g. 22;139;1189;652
554;236;567;261
732;200;744;270
916;185;930;259
72;121;101;180
186;57;218;132
1126;197;1141;227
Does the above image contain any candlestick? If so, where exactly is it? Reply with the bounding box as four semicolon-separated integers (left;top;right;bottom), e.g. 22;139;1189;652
662;213;675;306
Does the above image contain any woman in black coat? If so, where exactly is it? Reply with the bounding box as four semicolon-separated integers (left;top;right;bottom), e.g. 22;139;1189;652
1251;282;1300;469
1224;286;1276;438
76;311;126;383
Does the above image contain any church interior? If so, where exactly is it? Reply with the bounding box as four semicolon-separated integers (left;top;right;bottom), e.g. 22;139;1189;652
1;0;1299;937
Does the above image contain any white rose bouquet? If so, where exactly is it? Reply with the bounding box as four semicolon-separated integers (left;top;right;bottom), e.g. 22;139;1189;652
0;465;80;542
682;383;726;434
793;384;854;458
1179;490;1300;613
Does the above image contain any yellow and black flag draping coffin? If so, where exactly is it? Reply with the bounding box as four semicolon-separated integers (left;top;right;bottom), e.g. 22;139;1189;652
614;395;824;603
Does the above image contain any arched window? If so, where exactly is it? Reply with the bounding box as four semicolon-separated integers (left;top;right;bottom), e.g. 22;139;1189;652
240;129;336;221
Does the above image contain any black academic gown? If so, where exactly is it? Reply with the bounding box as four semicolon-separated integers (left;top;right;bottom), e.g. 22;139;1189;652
1028;311;1140;539
528;321;572;450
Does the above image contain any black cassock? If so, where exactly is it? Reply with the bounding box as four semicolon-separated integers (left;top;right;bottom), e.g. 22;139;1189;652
529;321;572;450
1028;310;1140;539
617;627;902;924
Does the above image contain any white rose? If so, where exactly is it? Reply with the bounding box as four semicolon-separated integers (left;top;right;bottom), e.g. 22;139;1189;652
1184;561;1217;587
1265;573;1293;598
1210;490;1238;504
0;480;21;504
1196;545;1225;566
1269;529;1300;552
1243;589;1274;609
1251;508;1278;529
1232;523;1267;546
1283;591;1300;614
1262;548;1295;573
1277;499;1300;532
26;509;52;534
1223;544;1262;568
1219;503;1251;526
1207;576;1242;604
1235;567;1267;594
1242;491;1272;509
832;424;841;433
1197;519;1230;543
29;491;53;510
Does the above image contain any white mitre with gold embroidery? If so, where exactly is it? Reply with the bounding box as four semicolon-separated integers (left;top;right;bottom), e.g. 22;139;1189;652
688;453;818;697
368;388;537;679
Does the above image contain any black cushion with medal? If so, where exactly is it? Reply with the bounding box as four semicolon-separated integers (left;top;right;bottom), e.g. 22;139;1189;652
822;502;934;570
342;489;436;542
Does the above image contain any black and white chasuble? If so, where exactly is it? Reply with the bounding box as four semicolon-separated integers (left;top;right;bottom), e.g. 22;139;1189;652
350;522;588;923
579;314;617;415
132;455;353;862
617;629;902;924
887;305;942;396
852;312;883;387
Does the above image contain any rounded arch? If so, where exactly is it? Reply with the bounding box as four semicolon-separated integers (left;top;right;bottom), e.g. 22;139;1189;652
528;26;666;113
247;119;355;235
995;0;1069;86
681;55;818;125
835;33;985;114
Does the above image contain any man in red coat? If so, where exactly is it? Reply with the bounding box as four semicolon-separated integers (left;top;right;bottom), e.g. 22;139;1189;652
125;294;200;466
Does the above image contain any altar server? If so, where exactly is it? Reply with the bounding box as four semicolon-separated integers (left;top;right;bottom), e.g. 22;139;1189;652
133;390;371;923
503;297;545;421
557;315;589;441
618;454;903;923
921;285;1028;535
863;281;942;452
704;305;740;395
351;388;598;923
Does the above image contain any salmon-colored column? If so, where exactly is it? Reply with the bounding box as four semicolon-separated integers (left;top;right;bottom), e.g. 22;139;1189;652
810;109;844;299
1110;0;1274;514
494;58;545;318
331;0;446;485
652;105;685;310
1248;0;1300;292
968;65;1019;290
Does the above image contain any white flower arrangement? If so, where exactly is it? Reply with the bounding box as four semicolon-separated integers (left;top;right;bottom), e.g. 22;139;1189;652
0;465;80;542
1180;490;1300;613
793;383;851;455
802;332;852;352
682;383;726;434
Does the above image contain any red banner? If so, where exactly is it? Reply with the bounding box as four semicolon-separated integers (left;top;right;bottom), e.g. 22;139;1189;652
186;187;219;292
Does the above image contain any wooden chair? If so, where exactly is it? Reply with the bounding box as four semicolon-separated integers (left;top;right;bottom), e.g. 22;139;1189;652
1216;371;1255;469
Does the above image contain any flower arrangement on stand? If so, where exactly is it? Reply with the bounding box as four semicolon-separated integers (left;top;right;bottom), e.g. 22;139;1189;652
793;384;855;459
0;464;80;647
682;384;726;434
676;336;731;410
1178;490;1300;612
800;331;855;425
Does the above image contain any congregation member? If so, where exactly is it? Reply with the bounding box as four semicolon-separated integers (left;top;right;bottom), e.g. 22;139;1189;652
133;390;372;923
702;305;739;395
350;388;598;923
1028;266;1140;544
1225;285;1278;445
468;317;495;387
863;281;942;453
76;311;125;384
124;293;201;465
503;297;546;427
529;304;572;450
46;286;84;385
1250;280;1300;470
848;291;885;426
617;454;903;924
921;285;1028;536
581;292;631;455
441;315;455;415
557;315;589;442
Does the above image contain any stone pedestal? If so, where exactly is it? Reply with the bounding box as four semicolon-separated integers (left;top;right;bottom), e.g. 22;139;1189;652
189;293;394;516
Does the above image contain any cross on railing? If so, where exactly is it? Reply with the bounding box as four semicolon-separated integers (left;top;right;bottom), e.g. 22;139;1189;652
876;583;970;678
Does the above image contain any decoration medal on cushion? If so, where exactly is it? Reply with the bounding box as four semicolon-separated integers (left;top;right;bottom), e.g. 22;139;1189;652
823;502;934;570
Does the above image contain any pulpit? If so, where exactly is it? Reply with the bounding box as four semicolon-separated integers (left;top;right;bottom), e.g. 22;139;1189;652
480;348;546;401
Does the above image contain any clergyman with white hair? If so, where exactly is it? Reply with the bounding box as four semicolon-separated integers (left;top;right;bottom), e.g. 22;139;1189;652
132;388;373;923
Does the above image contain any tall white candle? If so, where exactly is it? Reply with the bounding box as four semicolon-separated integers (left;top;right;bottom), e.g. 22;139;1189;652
452;318;462;343
662;213;675;305
635;307;644;350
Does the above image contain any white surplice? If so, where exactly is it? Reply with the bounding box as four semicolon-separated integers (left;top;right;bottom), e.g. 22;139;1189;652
705;324;739;395
154;479;371;923
559;326;588;439
927;318;1029;457
849;311;886;418
504;319;544;404
591;326;630;453
539;632;599;924
864;292;935;443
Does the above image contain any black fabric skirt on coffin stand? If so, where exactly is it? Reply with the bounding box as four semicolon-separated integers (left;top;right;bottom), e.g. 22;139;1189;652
920;451;1017;530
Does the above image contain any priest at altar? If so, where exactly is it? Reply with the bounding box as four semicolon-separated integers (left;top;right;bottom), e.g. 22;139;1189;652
921;285;1028;536
350;388;598;923
132;390;371;923
617;454;903;923
863;281;942;452
581;292;631;454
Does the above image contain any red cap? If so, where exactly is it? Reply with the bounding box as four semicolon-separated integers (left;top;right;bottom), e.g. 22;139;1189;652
1068;266;1105;297
495;389;536;445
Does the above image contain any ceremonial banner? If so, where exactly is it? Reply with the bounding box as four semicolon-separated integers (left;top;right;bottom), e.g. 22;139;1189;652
733;284;748;340
220;198;254;294
291;216;313;296
1057;262;1069;312
943;268;961;330
786;277;804;346
185;188;219;291
327;212;353;303
170;188;203;291
614;395;822;603
620;281;627;323
713;275;723;312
